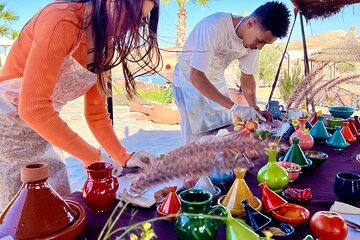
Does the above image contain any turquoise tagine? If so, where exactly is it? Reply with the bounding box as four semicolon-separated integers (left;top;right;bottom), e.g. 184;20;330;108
309;116;330;143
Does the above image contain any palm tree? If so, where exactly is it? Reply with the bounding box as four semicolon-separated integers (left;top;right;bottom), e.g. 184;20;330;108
0;3;19;39
162;0;210;51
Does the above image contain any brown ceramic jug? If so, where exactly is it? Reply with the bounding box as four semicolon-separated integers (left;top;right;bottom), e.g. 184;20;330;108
0;162;86;239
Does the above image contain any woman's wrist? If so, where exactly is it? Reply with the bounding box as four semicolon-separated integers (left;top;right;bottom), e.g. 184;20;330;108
121;152;135;167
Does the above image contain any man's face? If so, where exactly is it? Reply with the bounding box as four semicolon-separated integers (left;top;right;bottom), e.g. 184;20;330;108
242;18;278;50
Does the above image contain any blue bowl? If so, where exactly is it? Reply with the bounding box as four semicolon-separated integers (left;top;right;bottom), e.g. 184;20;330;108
209;170;234;185
328;106;354;119
263;222;295;239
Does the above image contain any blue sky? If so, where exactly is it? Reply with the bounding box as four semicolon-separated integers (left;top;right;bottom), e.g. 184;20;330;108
6;0;360;47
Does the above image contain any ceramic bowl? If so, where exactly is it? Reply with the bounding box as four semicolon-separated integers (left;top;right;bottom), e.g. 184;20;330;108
325;126;336;134
209;186;222;202
218;195;262;217
328;106;354;119
276;162;301;182
303;150;329;167
327;117;345;127
334;172;360;204
209;170;234;185
271;203;310;227
280;190;312;205
278;157;313;170
263;222;295;239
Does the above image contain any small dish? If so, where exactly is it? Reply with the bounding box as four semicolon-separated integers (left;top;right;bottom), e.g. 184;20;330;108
303;150;329;167
263;222;295;239
276;162;301;182
271;203;310;227
281;188;312;205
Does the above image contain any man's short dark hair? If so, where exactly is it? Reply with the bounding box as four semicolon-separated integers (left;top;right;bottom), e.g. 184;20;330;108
252;1;291;39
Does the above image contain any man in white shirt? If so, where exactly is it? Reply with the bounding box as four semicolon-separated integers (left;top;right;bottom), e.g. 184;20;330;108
172;1;291;143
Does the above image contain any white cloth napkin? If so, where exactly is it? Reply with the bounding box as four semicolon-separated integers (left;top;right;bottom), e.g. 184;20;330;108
330;201;360;240
330;201;360;215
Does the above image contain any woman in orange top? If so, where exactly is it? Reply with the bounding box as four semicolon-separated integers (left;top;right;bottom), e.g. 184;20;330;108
0;0;161;211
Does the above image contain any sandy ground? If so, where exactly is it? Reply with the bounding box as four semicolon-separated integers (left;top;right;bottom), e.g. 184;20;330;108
60;98;183;191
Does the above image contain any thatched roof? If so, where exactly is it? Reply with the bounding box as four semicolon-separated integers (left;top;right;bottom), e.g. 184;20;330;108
310;26;360;62
291;0;360;20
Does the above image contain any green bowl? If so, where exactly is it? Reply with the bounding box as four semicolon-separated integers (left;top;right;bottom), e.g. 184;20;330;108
303;150;328;167
327;117;344;127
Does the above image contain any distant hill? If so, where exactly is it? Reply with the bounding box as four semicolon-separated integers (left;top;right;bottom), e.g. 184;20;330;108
278;30;360;51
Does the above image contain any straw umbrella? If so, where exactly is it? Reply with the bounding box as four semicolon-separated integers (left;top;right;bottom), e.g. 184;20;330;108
291;0;360;20
310;26;360;63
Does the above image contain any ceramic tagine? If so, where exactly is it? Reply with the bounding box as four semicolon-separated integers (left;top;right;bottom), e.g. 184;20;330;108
241;198;272;231
220;168;262;216
310;112;318;125
281;138;313;169
0;162;86;239
157;187;181;221
310;115;330;143
326;126;350;151
354;115;360;131
341;121;356;144
257;148;289;193
349;118;360;137
290;118;314;150
259;182;287;212
193;176;221;201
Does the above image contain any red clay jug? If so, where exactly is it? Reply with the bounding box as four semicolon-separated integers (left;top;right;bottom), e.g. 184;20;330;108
82;162;119;212
0;162;86;239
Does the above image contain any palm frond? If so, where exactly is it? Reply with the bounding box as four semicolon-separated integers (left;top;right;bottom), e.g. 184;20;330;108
0;26;9;36
0;11;18;22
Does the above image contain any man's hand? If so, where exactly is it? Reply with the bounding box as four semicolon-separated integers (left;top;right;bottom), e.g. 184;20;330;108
230;103;266;121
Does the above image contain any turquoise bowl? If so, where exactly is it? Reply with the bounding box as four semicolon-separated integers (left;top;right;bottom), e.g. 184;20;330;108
328;106;354;119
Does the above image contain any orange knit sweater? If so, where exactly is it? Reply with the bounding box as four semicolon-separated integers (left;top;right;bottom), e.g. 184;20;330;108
0;2;131;166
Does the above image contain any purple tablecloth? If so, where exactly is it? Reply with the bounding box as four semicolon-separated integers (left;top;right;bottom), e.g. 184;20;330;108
67;140;360;240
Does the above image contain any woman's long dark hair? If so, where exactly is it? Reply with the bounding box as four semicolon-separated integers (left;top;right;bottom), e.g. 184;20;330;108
62;0;162;97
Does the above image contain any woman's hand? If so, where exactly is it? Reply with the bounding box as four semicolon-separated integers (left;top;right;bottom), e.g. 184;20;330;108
98;152;123;177
125;151;155;168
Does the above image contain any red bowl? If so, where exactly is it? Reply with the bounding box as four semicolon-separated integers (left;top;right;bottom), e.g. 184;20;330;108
276;162;301;182
271;203;310;227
